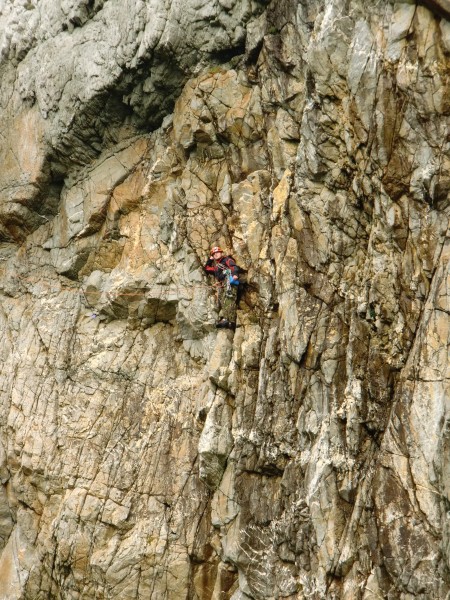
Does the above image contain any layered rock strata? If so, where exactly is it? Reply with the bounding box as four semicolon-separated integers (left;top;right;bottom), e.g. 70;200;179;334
0;1;449;599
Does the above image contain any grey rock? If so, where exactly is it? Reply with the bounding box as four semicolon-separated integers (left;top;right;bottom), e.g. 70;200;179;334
1;0;450;599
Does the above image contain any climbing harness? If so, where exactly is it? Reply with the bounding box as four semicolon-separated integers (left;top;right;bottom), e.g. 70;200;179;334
214;262;238;297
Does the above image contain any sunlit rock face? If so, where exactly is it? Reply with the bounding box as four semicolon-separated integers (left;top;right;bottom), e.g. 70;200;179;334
0;1;449;599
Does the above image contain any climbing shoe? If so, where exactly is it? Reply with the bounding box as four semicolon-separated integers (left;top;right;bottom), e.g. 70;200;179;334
215;318;236;330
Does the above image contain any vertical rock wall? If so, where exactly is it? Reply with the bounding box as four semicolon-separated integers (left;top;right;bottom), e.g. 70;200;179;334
0;1;449;598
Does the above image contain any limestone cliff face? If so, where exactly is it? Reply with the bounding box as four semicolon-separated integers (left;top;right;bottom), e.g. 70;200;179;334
0;1;449;598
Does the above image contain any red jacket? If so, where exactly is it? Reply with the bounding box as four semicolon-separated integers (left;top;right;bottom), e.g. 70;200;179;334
204;255;239;281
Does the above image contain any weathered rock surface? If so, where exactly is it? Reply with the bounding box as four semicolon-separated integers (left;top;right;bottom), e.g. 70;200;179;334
0;0;449;599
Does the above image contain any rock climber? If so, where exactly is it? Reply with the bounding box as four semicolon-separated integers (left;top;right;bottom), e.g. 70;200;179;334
204;246;239;329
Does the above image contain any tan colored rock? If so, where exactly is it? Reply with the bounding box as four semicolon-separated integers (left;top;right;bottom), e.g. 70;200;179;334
1;1;450;599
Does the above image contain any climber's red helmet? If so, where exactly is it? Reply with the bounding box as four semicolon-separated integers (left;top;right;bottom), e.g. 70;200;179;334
211;246;223;256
